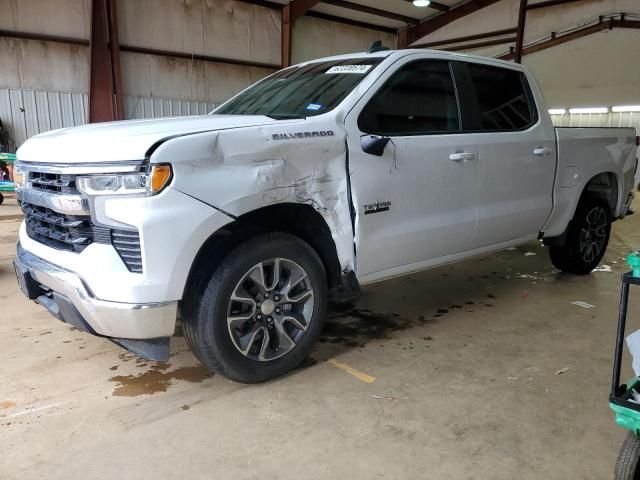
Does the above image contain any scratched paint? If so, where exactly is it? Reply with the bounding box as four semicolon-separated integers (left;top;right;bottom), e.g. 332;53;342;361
154;116;356;275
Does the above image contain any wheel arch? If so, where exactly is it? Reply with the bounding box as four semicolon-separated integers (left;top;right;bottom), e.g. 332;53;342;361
543;171;618;246
582;171;619;218
182;203;343;302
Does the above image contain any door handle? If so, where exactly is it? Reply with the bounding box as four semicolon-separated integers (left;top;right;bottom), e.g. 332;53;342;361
533;147;552;156
449;152;476;162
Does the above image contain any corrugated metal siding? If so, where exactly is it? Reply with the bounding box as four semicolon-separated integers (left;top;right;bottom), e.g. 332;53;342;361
551;112;640;131
0;88;88;148
124;96;215;120
0;88;216;148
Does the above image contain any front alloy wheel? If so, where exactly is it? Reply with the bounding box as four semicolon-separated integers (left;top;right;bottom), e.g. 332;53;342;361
228;258;315;361
182;232;327;383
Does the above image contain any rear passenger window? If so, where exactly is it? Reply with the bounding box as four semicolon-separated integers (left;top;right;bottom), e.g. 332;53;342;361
358;61;460;136
466;63;536;131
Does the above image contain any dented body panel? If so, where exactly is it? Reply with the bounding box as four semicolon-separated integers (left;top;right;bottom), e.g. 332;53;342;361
154;117;356;274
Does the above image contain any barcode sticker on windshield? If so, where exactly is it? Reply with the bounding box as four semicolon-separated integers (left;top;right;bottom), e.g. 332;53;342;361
326;65;372;74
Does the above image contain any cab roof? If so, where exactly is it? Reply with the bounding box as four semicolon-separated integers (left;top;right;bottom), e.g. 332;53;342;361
296;48;526;72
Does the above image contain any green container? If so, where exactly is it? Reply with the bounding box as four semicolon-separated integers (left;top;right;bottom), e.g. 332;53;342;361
628;252;640;278
0;153;16;163
611;379;640;434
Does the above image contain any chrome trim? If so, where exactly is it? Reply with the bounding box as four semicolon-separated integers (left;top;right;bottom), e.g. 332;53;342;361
17;188;89;216
15;160;145;175
15;244;177;339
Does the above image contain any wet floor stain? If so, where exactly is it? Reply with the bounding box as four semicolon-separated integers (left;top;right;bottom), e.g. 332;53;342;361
320;308;433;348
109;364;213;397
321;292;498;349
0;400;17;410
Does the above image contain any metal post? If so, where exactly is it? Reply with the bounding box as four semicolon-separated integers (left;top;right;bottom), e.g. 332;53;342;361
88;0;123;122
514;0;528;63
612;279;631;397
281;4;292;68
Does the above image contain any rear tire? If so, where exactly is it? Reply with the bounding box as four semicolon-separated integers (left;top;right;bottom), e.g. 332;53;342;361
0;192;4;205
615;432;640;480
549;196;611;275
182;232;327;383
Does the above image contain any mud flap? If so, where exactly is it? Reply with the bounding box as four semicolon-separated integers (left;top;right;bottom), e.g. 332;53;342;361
110;337;171;362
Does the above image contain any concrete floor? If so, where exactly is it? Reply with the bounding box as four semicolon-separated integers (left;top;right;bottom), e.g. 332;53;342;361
2;195;639;480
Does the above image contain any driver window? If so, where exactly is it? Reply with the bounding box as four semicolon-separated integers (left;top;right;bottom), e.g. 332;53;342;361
358;60;460;136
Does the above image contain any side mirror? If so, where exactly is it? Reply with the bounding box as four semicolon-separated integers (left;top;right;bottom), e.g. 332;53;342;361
360;135;390;157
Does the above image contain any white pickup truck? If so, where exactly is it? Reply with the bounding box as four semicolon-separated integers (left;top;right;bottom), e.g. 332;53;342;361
13;48;637;382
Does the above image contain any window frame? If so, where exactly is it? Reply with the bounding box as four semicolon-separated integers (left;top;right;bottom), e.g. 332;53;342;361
451;60;540;134
357;59;463;137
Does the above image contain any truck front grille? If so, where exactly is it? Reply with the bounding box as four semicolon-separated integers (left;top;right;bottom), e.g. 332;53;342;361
21;202;107;253
111;230;143;273
20;200;143;273
29;172;79;194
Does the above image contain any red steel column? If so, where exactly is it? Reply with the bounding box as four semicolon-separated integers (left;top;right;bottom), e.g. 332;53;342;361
89;0;123;122
514;0;528;63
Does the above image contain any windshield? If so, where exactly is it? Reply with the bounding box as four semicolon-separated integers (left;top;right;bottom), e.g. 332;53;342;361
215;57;384;118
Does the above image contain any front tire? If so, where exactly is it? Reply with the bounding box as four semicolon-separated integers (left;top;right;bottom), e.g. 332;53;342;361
549;197;611;275
183;232;327;383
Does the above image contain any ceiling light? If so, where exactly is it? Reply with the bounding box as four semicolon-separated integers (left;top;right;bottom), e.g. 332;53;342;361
612;105;640;113
569;107;609;114
548;108;567;115
413;0;431;6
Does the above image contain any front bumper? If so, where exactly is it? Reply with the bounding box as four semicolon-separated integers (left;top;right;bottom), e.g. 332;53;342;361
15;243;177;357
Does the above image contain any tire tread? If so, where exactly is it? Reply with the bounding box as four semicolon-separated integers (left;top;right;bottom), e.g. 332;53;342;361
615;431;640;480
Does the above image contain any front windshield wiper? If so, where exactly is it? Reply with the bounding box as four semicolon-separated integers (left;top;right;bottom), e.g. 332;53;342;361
265;114;306;120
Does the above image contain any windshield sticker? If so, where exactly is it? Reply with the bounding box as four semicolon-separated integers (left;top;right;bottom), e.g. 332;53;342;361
305;103;323;111
326;65;372;74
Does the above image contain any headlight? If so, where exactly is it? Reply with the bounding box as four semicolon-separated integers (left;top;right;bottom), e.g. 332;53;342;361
77;164;172;196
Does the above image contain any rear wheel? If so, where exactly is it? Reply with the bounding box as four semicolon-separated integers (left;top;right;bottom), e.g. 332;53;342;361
0;192;4;205
549;197;611;275
615;432;640;480
183;232;327;383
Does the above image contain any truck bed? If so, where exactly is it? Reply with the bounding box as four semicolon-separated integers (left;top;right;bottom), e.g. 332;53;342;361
542;127;637;237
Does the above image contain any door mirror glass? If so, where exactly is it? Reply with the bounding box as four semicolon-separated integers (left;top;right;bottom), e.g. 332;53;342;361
360;135;390;156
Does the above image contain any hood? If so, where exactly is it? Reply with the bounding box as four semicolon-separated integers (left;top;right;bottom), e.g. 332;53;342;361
17;115;287;164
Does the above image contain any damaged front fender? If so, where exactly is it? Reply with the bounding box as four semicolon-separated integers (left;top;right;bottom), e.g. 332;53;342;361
150;118;356;275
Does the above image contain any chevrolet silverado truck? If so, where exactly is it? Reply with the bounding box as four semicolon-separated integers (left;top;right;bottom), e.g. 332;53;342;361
13;48;637;382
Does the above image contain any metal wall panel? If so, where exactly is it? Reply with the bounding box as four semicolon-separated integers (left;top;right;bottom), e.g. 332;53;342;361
551;112;640;131
0;88;89;148
123;95;215;120
0;88;215;148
